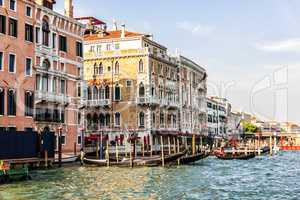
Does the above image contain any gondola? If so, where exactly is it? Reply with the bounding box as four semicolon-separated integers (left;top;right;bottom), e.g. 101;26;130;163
83;158;107;166
83;150;187;167
260;146;270;154
179;152;210;164
215;152;255;160
54;155;79;164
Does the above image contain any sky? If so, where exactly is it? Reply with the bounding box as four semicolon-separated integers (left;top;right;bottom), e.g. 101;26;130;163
56;0;300;123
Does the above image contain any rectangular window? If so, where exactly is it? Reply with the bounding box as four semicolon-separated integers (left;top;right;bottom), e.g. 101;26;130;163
0;88;4;115
126;80;132;87
0;15;6;34
9;54;15;73
7;89;16;116
90;46;94;52
96;45;101;53
52;77;57;93
26;6;32;17
0;52;3;71
115;43;120;50
106;44;111;51
59;35;67;52
10;0;16;11
60;79;65;94
61;135;66;145
25;58;32;76
76;41;83;57
25;91;34;117
52;33;56;48
0;0;3;6
9;18;17;37
35;27;40;43
25;24;33;42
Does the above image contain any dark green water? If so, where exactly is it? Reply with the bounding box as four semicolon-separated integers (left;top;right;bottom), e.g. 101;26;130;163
0;152;299;200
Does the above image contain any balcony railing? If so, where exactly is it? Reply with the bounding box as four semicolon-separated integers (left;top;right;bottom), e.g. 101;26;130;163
137;96;159;105
35;91;71;105
81;99;111;107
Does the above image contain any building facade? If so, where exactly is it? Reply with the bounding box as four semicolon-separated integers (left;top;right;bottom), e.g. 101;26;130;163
80;19;207;147
0;0;84;153
207;97;231;136
0;0;36;132
177;55;207;136
33;0;84;152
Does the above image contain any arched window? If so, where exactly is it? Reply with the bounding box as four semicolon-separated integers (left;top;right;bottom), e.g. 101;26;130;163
114;61;119;74
99;113;105;127
114;84;121;101
99;63;103;74
138;59;143;73
42;18;50;46
87;114;92;129
93;86;98;100
99;87;105;99
42;59;50;69
93;113;99;130
93;63;98;75
87;86;92;100
105;114;110;127
139;83;145;97
7;89;16;116
152;112;156;126
159;85;163;99
105;85;110;99
0;88;4;115
139;112;145;127
115;112;121;126
151;86;155;96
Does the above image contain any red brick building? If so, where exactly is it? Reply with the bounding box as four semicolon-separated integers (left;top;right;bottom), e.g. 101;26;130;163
0;0;84;153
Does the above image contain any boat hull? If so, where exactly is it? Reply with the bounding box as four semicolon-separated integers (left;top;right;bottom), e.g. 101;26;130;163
179;152;209;164
215;153;255;160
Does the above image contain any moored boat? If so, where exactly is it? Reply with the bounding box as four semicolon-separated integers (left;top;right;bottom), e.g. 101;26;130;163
0;162;30;183
179;152;210;164
54;155;79;164
83;150;187;167
215;152;255;160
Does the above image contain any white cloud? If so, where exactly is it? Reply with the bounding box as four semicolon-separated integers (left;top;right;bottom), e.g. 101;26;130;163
256;38;300;52
176;21;215;36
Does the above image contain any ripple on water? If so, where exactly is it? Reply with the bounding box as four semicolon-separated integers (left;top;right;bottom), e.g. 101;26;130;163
0;152;299;200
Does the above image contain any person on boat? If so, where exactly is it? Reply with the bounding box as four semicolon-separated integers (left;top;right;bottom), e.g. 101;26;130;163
80;148;85;165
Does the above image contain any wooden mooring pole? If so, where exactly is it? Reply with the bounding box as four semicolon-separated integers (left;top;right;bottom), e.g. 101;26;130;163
161;136;165;167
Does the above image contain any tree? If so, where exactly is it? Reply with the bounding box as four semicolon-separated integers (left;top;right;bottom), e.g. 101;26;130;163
242;121;258;133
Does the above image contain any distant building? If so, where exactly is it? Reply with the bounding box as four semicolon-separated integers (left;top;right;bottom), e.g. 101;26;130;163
206;97;231;136
280;122;300;133
228;111;243;135
176;55;207;136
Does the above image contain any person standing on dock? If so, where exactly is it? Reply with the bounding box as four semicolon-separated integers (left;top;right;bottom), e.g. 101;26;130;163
80;148;85;165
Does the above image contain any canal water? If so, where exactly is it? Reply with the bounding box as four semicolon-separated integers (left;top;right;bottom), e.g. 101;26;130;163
0;151;299;200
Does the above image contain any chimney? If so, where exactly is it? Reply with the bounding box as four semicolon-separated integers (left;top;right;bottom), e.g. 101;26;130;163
64;0;73;18
113;19;118;31
121;24;126;38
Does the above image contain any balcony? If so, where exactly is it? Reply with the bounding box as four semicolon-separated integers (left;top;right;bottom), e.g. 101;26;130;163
137;96;159;105
166;100;180;109
35;91;71;105
81;99;111;108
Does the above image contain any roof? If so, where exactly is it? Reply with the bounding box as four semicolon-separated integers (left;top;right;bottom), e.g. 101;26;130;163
84;30;144;41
